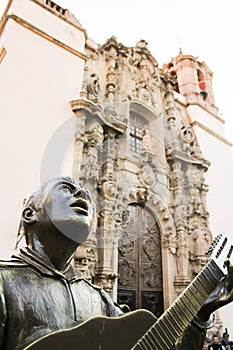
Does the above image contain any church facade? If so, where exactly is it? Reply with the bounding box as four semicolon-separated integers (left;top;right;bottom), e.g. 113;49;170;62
71;36;216;316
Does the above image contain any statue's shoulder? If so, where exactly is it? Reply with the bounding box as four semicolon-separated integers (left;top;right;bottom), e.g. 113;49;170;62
0;257;28;268
81;278;102;292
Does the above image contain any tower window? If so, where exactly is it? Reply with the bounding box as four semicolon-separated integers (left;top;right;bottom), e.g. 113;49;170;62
129;114;146;153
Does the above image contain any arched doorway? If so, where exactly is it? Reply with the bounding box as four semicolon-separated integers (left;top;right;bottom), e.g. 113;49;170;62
117;204;164;317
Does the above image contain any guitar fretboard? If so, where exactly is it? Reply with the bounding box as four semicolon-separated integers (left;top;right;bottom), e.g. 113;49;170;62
132;260;224;350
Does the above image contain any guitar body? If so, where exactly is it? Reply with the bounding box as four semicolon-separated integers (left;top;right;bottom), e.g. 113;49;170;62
24;309;156;350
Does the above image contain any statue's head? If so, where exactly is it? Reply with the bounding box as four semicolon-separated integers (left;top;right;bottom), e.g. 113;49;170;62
21;177;93;249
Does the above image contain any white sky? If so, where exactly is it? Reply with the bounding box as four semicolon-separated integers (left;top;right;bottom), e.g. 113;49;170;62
1;0;233;144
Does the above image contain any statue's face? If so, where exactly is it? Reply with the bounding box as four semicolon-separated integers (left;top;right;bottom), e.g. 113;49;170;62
37;178;93;244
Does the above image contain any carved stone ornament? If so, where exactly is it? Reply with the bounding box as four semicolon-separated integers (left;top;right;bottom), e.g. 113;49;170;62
102;172;117;196
86;123;104;148
143;237;158;260
118;260;135;286
118;232;134;256
179;126;195;154
121;208;134;228
142;264;162;288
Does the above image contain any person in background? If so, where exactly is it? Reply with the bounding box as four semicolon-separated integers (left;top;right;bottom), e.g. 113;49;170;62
208;335;225;350
220;329;233;350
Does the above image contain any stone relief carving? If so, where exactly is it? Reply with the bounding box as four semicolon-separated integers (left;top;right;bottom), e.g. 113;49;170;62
80;123;104;182
121;208;135;228
143;237;158;260
84;37;161;108
174;204;187;228
74;246;97;282
161;206;177;254
137;152;160;189
138;165;156;188
176;229;189;277
118;232;134;256
142;264;162;288
118;260;135;287
179;126;195;155
103;107;127;130
98;172;117;201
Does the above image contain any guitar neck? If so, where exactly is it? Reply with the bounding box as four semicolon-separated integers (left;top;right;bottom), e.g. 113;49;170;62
132;260;224;350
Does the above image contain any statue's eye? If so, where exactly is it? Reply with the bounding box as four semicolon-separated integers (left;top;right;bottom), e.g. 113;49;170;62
59;185;72;193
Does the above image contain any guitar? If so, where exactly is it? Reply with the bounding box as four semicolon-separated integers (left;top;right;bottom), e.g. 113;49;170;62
24;234;233;350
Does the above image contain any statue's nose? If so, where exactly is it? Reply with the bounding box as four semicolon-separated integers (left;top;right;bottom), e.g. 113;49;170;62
74;188;89;200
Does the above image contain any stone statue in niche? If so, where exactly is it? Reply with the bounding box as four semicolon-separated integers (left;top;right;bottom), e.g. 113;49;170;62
86;73;100;102
139;60;150;83
192;222;209;257
141;125;152;153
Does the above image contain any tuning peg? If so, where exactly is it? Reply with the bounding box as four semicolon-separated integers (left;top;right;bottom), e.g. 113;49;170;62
206;234;224;256
227;245;233;260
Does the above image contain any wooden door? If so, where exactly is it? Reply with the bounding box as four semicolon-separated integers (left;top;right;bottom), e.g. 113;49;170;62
117;204;164;317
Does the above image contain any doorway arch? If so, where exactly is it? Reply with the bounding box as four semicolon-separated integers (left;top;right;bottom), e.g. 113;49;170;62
117;204;164;317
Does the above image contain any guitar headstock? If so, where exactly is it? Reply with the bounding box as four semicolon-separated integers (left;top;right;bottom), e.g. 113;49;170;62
206;233;233;273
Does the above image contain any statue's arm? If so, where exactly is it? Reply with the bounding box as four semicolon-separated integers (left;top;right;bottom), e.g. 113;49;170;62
177;261;233;350
0;274;7;349
176;314;215;350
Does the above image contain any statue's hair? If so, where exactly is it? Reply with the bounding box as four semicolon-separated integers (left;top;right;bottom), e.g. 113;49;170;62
24;176;78;211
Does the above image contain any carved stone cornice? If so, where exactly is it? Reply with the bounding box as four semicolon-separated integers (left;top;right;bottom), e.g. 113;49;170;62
70;100;127;135
166;149;210;170
99;36;128;55
70;98;101;113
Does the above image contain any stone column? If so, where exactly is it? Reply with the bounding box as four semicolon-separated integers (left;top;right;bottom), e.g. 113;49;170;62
174;226;191;295
72;113;86;180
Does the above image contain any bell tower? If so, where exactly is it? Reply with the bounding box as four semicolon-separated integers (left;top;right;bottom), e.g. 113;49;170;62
163;50;217;113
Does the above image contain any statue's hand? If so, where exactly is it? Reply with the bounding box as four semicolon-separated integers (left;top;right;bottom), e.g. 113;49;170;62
197;260;233;322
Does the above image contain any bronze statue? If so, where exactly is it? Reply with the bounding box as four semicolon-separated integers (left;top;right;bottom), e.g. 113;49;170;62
0;177;232;350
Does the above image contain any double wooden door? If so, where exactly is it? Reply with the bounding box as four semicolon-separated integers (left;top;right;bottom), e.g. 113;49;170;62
117;204;164;317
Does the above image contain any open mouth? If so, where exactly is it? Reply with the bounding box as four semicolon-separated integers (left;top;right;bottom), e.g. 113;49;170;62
70;199;89;216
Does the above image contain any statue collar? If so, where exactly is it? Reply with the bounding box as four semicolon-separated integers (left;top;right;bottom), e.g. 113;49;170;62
13;247;83;282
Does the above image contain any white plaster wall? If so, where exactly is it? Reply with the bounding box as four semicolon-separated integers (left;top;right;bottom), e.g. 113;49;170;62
192;122;233;339
188;104;225;137
192;125;233;236
0;9;85;258
6;0;86;52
